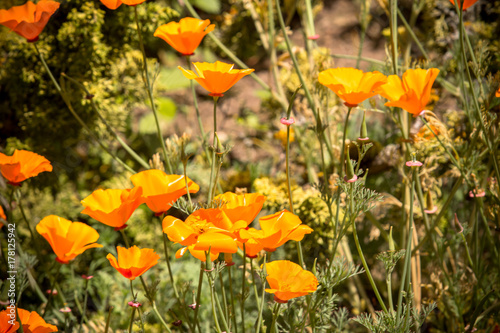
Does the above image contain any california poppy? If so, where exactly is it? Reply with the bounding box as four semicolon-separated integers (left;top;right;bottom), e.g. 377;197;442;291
130;170;199;215
98;0;146;10
0;309;19;333
154;17;215;56
378;68;440;117
162;208;241;261
0;205;6;221
318;67;387;107
449;0;479;10
80;187;143;230
238;210;313;257
496;86;500;98
0;1;60;42
36;215;103;264
107;245;160;280
178;61;255;97
17;308;58;333
214;192;266;225
263;260;318;303
0;149;52;186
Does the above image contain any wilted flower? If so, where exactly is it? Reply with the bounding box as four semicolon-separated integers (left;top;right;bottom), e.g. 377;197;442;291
378;68;440;117
0;1;60;42
318;67;387;107
162;208;240;262
128;301;142;308
81;187;144;230
154;17;215;56
280;117;295;126
178;61;254;97
36;215;103;264
469;189;485;198
0;149;52;186
107;246;160;280
263;260;318;303
449;0;479;10
14;308;58;332
130;170;199;216
59;307;71;313
98;0;146;10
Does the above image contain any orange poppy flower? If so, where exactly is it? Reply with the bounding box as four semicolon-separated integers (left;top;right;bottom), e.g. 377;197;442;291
318;67;387;107
0;1;60;42
0;205;6;221
496;86;500;98
80;187;143;230
107;245;160;280
0;149;52;186
178;61;255;97
238;210;313;257
162;208;241;261
98;0;146;10
378;68;440;117
154;17;215;56
130;170;199;216
214;192;266;225
263;260;318;303
0;309;19;333
36;215;103;264
17;308;58;333
449;0;479;10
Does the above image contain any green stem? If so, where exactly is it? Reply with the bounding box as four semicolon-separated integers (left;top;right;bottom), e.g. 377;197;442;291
351;185;388;314
60;73;150;170
228;266;238;333
241;245;247;333
78;276;91;333
104;306;113;333
15;190;41;255
134;6;173;174
275;0;334;162
250;258;262;331
129;280;137;333
396;167;416;323
255;255;267;333
218;271;229;325
397;9;429;61
389;0;398;74
42;262;63;318
208;97;219;203
152;301;173;333
34;44;135;174
270;303;281;333
194;262;204;333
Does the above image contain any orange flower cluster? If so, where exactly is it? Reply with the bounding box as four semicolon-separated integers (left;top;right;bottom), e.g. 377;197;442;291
0;308;57;333
0;0;60;42
239;210;313;257
0;150;52;186
163;192;314;262
36;215;103;264
319;67;440;118
264;260;318;303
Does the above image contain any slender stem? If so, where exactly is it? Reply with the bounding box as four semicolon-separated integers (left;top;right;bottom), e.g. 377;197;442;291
275;0;334;162
270;303;282;333
397;9;429;61
255;255;266;333
60;73;150;170
104;306;113;333
194;262;204;333
152;302;173;333
129;281;137;333
78;277;91;333
218;271;229;325
42;263;63;317
228;266;238;333
208;97;219;203
120;229;131;248
250;258;261;322
285;123;294;214
15;190;41;254
241;245;247;333
396;167;416;323
34;44;135;174
351;185;388;314
389;0;398;74
133;7;172;174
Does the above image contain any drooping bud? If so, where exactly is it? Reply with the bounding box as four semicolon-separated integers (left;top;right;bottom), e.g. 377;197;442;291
358;111;369;141
424;189;438;214
224;253;235;266
344;147;358;183
389;226;395;252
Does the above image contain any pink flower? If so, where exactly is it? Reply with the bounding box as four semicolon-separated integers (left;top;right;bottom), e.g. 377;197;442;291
81;275;94;280
280;117;295;126
469;189;485;198
59;307;71;313
406;161;423;167
128;301;142;308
